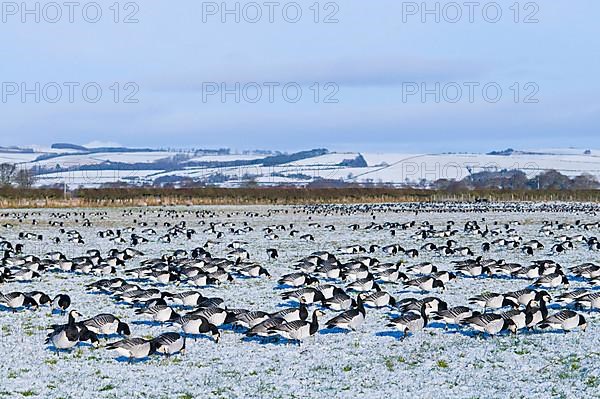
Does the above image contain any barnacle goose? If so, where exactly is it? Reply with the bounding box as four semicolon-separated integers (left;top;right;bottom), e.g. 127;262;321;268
271;303;309;323
433;306;474;330
169;291;205;307
506;290;550;307
574;292;600;310
230;310;271;329
533;273;569;288
27;291;51;306
468;293;519;312
278;272;319;287
52;294;71;314
172;314;220;342
322;290;356;311
266;248;279;259
360;290;396;308
46;310;98;353
281;288;325;304
462;313;517;336
188;306;228;326
404;276;445;292
0;292;39;311
268;309;324;344
79;313;131;336
106;337;157;362
387;302;431;337
499;309;527;331
539;310;587;332
246;317;286;338
152;332;186;356
397;297;447;315
556;289;589;306
346;275;380;292
523;298;549;330
135;305;180;323
325;295;366;331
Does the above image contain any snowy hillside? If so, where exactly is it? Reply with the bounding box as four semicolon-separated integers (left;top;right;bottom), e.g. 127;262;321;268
1;144;599;188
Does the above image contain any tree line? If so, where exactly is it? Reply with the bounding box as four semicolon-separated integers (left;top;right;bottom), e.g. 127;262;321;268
0;163;36;188
431;169;599;191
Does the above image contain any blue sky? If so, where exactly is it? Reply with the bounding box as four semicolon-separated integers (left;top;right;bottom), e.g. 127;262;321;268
1;0;598;152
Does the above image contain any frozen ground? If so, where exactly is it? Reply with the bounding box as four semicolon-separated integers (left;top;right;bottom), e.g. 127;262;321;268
0;203;599;399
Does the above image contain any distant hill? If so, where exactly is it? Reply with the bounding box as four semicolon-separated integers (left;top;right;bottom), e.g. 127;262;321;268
1;145;599;188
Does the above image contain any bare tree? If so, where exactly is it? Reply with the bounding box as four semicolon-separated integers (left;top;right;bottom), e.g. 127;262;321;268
14;168;36;188
0;163;16;186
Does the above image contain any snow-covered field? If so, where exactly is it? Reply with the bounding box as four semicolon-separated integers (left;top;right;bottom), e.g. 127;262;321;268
3;146;600;187
1;203;600;399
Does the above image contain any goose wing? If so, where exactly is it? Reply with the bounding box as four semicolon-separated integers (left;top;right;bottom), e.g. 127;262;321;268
327;309;359;326
543;310;577;324
271;320;308;333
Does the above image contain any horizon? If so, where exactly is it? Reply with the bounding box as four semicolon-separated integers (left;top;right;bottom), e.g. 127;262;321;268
3;142;599;156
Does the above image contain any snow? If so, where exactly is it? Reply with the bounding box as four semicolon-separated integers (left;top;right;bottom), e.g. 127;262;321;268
0;203;599;398
284;153;361;167
33;170;164;187
27;152;176;168
185;154;267;163
5;147;600;186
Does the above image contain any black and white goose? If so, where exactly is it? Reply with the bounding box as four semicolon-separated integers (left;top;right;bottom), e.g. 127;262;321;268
406;262;437;274
106;337;156;362
574;292;600;310
499;309;527;331
468;293;518;312
27;291;51;306
170;291;205;307
230;310;271;329
0;292;39;311
135;305;180;323
79;313;131;336
246;317;286;338
281;288;324;304
360;290;396;308
539;310;587;332
278;272;319;287
397;297;447;315
266;248;279;259
152;332;186;356
346;275;380;292
46;310;97;353
325;296;366;331
506;290;551;307
404;277;445;292
433;306;474;330
524;298;549;330
532;273;569;289
462;313;517;336
387;302;431;338
238;264;271;278
188;306;228;326
322;290;356;311
268;309;324;344
556;289;589;306
172;314;221;342
52;294;71;314
271;303;309;323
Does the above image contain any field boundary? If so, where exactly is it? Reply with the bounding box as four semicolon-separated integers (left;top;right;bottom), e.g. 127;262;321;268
1;187;600;208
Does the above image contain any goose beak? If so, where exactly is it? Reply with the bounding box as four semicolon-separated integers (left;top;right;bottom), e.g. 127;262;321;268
582;323;588;332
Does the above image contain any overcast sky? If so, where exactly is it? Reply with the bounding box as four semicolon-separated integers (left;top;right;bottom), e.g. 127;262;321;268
1;0;598;152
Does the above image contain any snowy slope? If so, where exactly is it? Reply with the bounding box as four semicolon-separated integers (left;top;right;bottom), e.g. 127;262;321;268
2;146;600;187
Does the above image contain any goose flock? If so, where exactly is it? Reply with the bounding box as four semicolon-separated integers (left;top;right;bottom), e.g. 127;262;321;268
1;202;600;395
